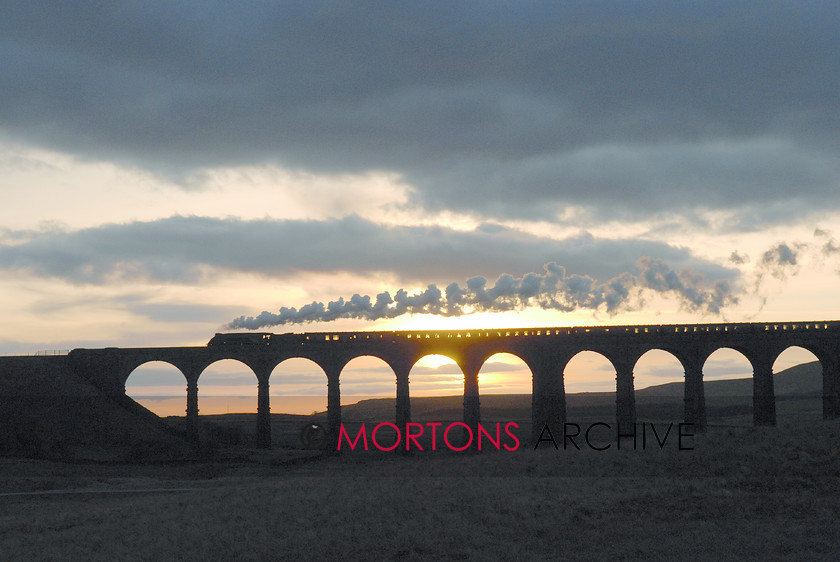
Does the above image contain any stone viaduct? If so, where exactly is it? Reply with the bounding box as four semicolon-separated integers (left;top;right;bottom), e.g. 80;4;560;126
62;320;840;448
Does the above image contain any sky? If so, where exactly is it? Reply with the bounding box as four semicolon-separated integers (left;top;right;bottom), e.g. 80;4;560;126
1;2;838;413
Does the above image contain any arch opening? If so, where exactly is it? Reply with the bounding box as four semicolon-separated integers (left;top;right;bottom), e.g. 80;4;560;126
337;355;398;447
633;349;685;422
269;357;329;448
563;351;617;424
477;353;531;426
197;359;258;415
270;358;328;415
124;361;186;417
339;355;396;418
408;354;462;423
703;348;753;426
772;346;823;422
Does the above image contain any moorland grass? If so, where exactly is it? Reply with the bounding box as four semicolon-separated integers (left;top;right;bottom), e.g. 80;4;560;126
1;396;839;560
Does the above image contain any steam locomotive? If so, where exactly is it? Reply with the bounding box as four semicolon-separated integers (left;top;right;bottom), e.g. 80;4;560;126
207;332;274;345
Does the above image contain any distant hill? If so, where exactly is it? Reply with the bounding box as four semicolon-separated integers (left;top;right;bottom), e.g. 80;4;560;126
337;394;534;423
338;361;823;421
636;361;822;397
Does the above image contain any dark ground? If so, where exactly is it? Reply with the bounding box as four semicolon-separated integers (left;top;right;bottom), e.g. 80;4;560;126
1;393;838;560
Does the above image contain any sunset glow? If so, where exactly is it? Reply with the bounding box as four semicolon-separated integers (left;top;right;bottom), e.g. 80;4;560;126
3;3;838;415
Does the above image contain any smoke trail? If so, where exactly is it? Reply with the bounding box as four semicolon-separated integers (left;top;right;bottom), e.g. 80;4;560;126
226;258;737;330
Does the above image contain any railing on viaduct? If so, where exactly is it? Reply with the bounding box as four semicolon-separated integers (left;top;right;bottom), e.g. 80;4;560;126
65;321;840;448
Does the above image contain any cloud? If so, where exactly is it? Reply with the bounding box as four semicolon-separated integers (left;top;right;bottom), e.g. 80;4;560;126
26;291;242;325
0;215;734;285
814;228;840;257
2;2;838;225
759;243;802;280
761;244;798;267
729;251;749;265
408;139;840;223
228;258;738;329
745;234;840;300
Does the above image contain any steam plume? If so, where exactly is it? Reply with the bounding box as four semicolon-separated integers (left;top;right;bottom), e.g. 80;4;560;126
227;258;737;330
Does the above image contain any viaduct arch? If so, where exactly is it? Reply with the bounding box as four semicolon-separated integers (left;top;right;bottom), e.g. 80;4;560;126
65;321;840;448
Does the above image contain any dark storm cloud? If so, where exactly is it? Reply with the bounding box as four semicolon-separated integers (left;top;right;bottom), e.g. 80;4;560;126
0;215;734;285
2;2;838;224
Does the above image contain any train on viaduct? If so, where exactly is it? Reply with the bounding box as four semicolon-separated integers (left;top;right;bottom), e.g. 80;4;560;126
56;320;840;448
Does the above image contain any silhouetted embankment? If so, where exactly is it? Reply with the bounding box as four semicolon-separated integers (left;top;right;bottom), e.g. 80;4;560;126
0;356;193;462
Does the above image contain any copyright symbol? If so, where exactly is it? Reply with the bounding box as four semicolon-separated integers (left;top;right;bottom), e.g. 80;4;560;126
300;423;327;450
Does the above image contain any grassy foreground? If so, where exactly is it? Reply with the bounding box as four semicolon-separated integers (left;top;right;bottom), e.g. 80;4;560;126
1;411;839;561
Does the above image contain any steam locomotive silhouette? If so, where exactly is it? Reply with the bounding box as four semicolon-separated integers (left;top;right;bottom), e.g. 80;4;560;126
207;332;275;345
